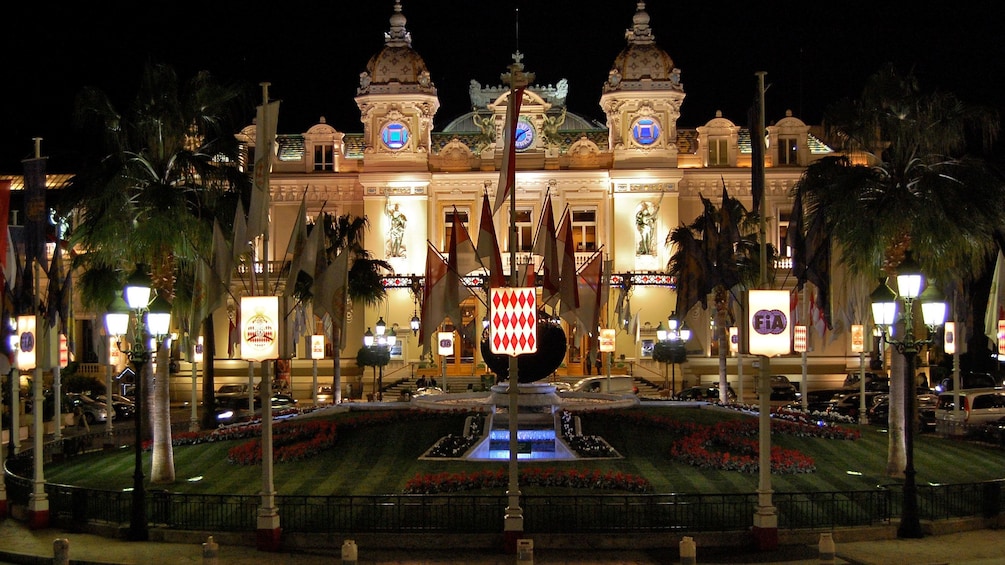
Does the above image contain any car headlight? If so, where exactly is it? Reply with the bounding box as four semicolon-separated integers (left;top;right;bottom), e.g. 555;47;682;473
217;410;234;420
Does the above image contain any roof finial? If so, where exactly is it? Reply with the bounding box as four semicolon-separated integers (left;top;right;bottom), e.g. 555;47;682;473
384;0;411;47
626;1;655;44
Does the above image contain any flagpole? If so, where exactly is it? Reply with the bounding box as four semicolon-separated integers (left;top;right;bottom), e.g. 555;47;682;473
501;51;532;553
256;82;280;551
752;70;778;551
27;137;49;529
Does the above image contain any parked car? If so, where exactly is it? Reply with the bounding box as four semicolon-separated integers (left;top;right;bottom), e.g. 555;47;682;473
413;386;445;397
866;393;938;432
934;372;998;393
843;372;891;392
316;386;334;404
269;393;298;410
677;384;736;402
65;393;113;424
571;376;638;395
935;388;1005;427
756;375;798;401
783;388;847;412
824;391;884;420
94;394;136;420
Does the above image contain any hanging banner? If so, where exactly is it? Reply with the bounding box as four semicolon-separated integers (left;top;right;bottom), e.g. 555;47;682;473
17;315;37;370
944;322;956;355
794;325;808;353
59;334;69;367
850;324;864;353
193;336;204;363
599;329;616;353
437;331;454;356
999;320;1005;357
729;327;739;354
311;335;325;360
748;290;790;357
240;296;280;362
489;287;537;357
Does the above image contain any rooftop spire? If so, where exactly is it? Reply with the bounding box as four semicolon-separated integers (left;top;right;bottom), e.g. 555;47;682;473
384;0;412;47
625;1;655;45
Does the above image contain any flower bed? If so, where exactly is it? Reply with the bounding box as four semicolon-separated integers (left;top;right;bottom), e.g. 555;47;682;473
163;408;474;465
403;467;651;494
576;408;859;474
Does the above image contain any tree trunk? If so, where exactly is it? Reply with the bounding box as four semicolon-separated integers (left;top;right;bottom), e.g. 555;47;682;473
150;339;175;484
200;315;217;430
714;287;730;403
332;327;342;403
886;348;907;478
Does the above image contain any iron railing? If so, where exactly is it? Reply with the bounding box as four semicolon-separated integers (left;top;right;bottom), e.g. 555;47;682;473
4;440;1003;536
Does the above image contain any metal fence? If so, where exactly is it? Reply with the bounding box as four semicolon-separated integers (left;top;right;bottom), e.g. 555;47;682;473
4;443;1004;536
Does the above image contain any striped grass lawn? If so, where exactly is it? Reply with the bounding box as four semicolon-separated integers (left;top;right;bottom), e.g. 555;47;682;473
43;406;1005;496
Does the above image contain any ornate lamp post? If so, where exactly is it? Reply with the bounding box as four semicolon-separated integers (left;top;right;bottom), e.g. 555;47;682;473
105;267;172;542
870;252;946;539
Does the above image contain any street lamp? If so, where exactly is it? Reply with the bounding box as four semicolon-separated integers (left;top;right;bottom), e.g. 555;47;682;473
654;315;690;396
870;252;947;539
105;267;172;542
363;324;392;401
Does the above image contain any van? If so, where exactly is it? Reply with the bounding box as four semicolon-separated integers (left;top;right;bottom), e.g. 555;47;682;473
935;388;1005;427
571;375;638;395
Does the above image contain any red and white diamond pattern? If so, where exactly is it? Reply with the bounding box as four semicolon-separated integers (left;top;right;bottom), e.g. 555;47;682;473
490;287;537;357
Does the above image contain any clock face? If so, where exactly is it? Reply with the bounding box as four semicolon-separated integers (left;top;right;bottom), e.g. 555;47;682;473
381;121;410;150
631;117;661;146
514;119;535;151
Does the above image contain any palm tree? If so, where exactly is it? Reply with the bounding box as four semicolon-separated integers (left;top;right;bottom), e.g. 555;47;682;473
293;213;391;403
667;187;771;403
793;64;1004;477
62;62;248;484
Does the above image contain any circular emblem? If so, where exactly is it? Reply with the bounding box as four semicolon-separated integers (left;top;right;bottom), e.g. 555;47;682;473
752;309;787;336
514;119;535;151
19;331;35;353
380;121;410;150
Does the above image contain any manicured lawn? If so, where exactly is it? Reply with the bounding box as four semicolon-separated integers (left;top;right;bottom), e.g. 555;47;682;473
43;406;1005;496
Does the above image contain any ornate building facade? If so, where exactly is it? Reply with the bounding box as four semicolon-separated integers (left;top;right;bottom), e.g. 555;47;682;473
225;1;853;392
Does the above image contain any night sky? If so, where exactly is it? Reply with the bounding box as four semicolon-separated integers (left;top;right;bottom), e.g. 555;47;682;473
3;1;1003;173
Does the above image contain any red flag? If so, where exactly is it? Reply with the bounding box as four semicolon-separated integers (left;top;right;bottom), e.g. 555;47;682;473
493;87;525;213
477;193;505;288
535;196;560;306
420;242;450;344
558;207;579;325
449;207;481;279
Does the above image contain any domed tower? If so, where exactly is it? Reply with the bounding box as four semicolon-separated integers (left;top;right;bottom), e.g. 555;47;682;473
355;0;439;171
600;2;685;168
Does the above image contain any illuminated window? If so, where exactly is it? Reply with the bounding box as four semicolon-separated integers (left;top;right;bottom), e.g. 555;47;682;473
777;137;799;165
313;143;335;171
708;138;729;166
571;209;597;252
514;208;533;252
443;208;470;250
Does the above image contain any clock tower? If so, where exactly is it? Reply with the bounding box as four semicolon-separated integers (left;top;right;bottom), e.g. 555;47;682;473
355;0;440;172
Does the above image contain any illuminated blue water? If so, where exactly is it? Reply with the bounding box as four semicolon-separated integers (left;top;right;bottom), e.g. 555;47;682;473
467;427;577;460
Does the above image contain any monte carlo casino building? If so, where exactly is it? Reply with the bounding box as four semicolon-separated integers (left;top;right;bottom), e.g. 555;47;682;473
216;1;856;397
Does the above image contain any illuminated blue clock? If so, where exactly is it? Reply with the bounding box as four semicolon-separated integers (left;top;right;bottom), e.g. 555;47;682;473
514;119;535;151
631;117;661;146
381;121;410;150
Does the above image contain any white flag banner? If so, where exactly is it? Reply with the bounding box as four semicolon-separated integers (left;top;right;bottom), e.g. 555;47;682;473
748;290;791;357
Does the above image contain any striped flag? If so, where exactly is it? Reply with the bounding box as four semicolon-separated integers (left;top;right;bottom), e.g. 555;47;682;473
313;248;350;351
420;242;450;345
493;87;525;213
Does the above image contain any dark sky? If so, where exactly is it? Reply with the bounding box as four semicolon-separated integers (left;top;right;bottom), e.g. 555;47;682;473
3;1;1003;173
